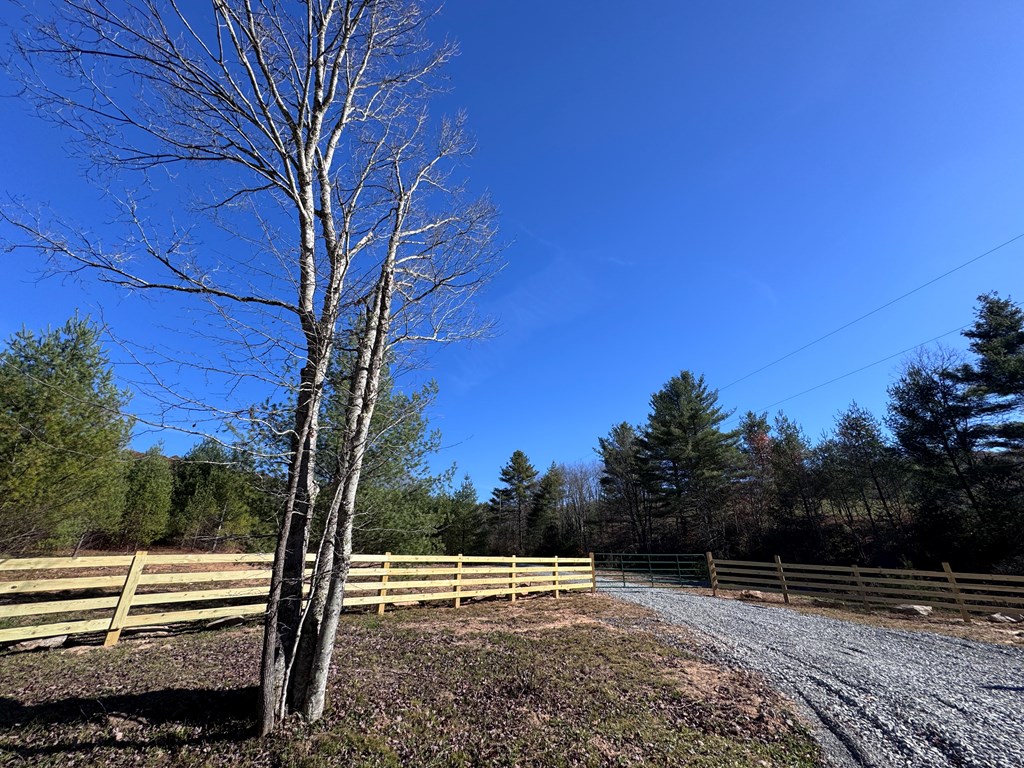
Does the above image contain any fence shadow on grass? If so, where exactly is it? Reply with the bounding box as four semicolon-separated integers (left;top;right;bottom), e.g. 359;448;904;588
0;685;258;761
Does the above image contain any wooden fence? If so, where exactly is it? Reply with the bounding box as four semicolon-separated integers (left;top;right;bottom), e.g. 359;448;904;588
706;552;1024;620
0;552;597;646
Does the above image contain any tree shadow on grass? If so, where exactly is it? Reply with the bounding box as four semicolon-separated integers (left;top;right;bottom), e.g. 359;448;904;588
0;685;258;762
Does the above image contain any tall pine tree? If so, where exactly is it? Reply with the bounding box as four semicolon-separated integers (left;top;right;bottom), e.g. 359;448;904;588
489;450;539;555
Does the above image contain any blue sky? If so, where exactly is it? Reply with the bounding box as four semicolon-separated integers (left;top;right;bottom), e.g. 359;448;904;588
2;2;1024;498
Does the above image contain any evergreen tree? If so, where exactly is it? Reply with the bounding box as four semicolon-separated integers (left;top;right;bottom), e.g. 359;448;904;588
530;463;566;554
640;371;741;552
957;292;1024;452
955;293;1024;566
171;440;256;551
597;423;656;551
769;413;824;557
489;450;539;555
121;445;173;547
441;476;488;554
0;317;131;553
887;347;983;564
243;356;450;554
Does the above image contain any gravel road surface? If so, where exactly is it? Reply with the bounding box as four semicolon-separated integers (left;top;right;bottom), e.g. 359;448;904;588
605;586;1024;768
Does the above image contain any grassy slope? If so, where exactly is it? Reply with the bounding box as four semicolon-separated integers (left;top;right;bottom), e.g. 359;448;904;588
0;594;820;767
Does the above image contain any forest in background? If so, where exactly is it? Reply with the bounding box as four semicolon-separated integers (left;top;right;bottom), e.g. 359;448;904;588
1;292;1021;574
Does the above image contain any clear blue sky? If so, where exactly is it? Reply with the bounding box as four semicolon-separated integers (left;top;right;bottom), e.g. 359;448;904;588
2;2;1023;498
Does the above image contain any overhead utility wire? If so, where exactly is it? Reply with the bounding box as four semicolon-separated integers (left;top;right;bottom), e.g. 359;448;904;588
725;324;967;424
720;231;1024;391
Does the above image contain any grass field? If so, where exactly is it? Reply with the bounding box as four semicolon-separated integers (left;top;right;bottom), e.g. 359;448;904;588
0;593;821;767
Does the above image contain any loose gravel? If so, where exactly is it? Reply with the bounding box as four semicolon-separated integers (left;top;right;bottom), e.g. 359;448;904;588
604;586;1024;768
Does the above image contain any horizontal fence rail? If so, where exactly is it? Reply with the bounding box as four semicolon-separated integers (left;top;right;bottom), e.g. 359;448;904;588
594;552;708;588
0;552;597;646
707;553;1024;620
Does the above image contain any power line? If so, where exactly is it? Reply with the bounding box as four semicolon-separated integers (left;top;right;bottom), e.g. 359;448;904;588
720;231;1024;391
726;324;968;424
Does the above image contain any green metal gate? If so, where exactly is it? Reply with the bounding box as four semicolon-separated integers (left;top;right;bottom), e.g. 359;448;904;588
593;552;708;588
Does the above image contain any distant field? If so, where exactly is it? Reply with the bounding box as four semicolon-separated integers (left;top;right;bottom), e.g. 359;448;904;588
0;593;820;767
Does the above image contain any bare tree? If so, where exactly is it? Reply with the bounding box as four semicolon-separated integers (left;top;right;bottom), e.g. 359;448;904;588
558;461;601;554
3;0;499;732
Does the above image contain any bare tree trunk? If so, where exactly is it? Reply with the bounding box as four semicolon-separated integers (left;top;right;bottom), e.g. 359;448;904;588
8;0;498;736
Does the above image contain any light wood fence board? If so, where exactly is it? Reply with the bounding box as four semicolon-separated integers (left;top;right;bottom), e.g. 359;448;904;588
343;575;582;592
104;551;148;646
1;575;127;594
122;603;267;627
0;617;113;643
0;556;136;571
0;551;597;646
342;581;591;607
0;595;120;618
131;586;274;605
137;570;275;585
144;554;274;565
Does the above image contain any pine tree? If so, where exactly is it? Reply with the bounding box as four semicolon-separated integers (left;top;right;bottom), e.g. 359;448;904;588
530;463;566;555
640;371;741;551
442;476;488;555
121;445;173;547
958;292;1024;451
489;451;539;555
597;423;656;551
170;440;255;551
0;316;131;553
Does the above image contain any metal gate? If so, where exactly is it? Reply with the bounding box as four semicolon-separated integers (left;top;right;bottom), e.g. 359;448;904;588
593;552;708;588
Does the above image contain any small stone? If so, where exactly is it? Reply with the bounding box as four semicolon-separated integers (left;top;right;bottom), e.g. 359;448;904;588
738;590;772;601
892;604;933;617
127;626;172;635
12;634;67;651
987;613;1019;624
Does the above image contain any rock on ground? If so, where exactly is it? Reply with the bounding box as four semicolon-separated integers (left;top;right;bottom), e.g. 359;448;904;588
602;584;1024;768
892;604;934;617
12;635;67;651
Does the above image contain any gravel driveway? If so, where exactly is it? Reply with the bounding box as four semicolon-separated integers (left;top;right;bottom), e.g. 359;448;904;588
605;586;1024;768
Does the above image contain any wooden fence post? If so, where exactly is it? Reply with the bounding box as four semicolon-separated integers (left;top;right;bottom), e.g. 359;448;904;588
942;562;970;622
377;552;391;616
104;550;148;647
510;554;517;602
553;556;560;599
454;554;463;609
774;555;790;604
852;565;868;606
706;551;718;597
589;552;597;593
